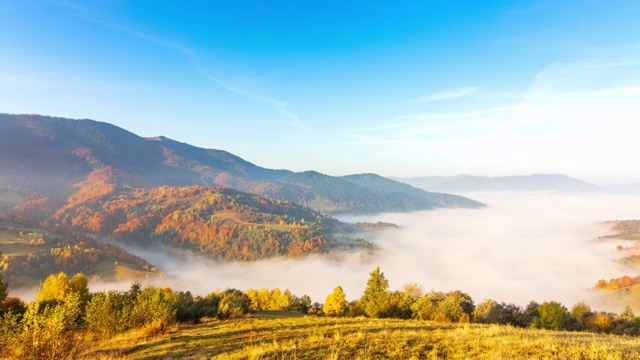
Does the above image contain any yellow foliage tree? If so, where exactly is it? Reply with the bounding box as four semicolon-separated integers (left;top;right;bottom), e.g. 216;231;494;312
324;286;348;317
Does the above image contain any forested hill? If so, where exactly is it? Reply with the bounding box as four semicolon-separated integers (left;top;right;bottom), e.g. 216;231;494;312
0;113;482;215
341;173;482;209
0;216;158;289
46;167;348;261
393;174;602;192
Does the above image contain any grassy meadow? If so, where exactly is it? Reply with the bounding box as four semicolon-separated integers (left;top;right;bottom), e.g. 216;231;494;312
78;313;640;360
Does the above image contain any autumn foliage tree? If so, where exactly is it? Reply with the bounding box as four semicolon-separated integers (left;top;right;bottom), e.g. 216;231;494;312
324;286;349;317
7;271;90;359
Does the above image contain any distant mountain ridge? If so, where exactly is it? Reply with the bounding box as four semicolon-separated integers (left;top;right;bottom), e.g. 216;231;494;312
0;113;483;216
391;174;603;192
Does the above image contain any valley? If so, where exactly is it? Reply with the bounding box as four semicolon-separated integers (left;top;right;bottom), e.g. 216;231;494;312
2;2;638;358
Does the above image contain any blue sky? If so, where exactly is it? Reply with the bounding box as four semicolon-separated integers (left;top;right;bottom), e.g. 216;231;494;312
1;1;640;183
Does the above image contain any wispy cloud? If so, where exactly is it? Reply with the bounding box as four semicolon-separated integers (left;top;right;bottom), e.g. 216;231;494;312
498;58;640;133
314;107;512;149
406;87;480;103
49;0;311;133
50;0;194;56
397;106;512;121
210;76;313;133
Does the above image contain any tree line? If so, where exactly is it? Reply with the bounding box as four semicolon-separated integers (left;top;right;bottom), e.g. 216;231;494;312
2;266;640;359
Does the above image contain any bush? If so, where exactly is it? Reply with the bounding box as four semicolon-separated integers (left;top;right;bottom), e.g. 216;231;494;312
291;294;312;314
14;292;81;359
87;284;177;336
86;290;133;335
0;311;22;354
438;291;474;322
411;291;474;322
171;291;219;323
411;294;438;320
532;301;570;330
129;286;176;330
217;289;250;320
473;299;502;323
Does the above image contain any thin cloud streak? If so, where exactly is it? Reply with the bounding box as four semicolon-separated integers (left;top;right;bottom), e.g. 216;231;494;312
323;107;512;146
407;87;480;103
51;0;311;134
398;106;512;121
344;107;512;135
210;76;313;133
51;0;194;56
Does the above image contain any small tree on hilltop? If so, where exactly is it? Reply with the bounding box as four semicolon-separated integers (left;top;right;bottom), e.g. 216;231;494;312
324;286;349;317
360;267;391;318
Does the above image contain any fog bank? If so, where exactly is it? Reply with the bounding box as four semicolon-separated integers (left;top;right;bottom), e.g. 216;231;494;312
98;193;640;311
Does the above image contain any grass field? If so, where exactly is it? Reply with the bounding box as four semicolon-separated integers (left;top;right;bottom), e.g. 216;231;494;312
78;314;640;359
0;227;37;256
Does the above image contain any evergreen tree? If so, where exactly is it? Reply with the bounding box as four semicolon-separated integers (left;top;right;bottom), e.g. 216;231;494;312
360;267;390;318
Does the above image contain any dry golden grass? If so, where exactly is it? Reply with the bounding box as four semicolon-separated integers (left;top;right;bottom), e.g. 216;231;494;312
77;315;640;359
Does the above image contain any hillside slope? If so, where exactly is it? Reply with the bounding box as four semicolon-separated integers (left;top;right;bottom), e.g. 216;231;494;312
343;173;483;209
45;167;362;261
394;174;602;192
78;316;640;359
0;113;481;215
0;216;158;289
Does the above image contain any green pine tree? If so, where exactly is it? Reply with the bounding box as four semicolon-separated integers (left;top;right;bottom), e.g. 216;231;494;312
360;267;390;318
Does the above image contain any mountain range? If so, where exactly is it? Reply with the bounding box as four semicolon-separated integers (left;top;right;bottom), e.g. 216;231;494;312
391;174;605;193
0;113;482;217
0;113;481;282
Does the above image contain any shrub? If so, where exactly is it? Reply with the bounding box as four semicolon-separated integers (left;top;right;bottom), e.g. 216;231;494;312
473;299;502;323
217;289;250;320
14;292;81;359
171;291;219;323
129;286;176;330
411;294;438;320
86;290;133;335
532;301;570;330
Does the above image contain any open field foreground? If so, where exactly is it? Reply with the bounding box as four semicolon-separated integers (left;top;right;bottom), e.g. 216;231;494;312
78;315;640;360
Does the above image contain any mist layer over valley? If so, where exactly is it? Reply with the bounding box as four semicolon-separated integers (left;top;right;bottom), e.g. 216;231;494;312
102;192;640;312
